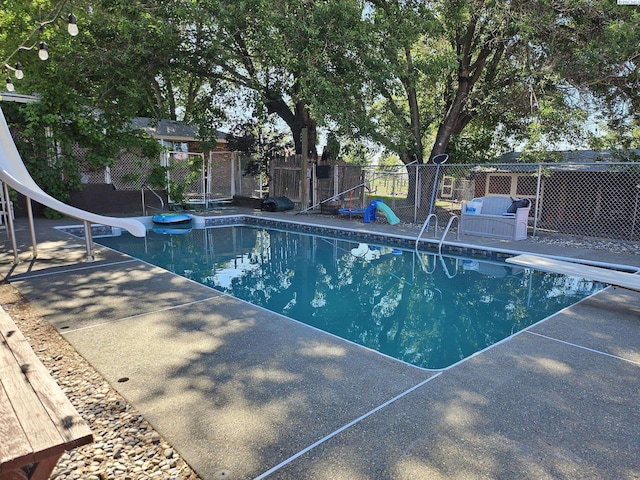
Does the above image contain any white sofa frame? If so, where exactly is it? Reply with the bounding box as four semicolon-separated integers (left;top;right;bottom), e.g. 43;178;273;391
460;195;530;240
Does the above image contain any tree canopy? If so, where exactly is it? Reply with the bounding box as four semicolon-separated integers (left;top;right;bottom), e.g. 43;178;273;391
3;0;640;169
316;0;640;164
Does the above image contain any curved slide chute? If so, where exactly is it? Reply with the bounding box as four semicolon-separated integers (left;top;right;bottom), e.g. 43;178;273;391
374;200;400;225
0;106;146;238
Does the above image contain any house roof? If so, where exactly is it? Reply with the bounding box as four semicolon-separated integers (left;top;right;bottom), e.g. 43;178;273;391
0;92;40;103
499;149;640;162
132;117;227;143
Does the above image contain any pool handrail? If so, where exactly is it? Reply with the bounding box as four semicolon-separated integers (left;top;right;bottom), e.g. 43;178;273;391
415;213;439;250
141;184;165;216
438;215;460;253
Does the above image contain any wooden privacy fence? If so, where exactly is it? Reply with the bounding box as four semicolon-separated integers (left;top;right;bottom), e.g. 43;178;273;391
270;156;366;211
270;155;305;205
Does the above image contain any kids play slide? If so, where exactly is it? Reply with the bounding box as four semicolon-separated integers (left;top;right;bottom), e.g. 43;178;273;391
341;199;401;225
373;200;400;225
0;106;146;237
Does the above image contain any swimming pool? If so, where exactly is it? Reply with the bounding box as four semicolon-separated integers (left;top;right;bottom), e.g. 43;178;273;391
91;224;605;369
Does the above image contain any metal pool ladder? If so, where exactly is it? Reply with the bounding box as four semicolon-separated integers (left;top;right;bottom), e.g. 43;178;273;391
415;214;460;253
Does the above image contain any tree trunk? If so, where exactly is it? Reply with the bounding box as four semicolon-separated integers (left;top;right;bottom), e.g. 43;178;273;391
431;77;473;159
404;47;423;164
264;97;317;156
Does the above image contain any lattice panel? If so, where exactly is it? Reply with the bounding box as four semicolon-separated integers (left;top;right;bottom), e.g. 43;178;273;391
487;175;513;195
74;144;107;184
111;150;156;190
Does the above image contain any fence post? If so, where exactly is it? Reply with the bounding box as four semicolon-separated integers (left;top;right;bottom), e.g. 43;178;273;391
207;151;212;200
237;154;243;195
631;184;640;240
312;163;317;209
391;170;396;209
300;128;308;210
413;164;419;223
199;152;205;204
533;163;542;237
230;152;236;197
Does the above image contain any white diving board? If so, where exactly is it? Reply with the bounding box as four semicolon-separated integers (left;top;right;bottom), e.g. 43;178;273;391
506;254;640;292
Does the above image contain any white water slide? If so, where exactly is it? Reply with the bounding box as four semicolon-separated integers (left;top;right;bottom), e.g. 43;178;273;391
0;105;146;263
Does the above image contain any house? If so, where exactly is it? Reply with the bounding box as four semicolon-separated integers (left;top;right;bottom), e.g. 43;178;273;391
130;117;228;154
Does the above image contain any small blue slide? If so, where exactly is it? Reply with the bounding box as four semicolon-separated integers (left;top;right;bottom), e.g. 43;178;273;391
342;199;400;225
373;200;400;225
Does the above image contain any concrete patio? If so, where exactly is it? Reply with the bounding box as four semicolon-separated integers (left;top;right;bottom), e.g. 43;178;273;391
1;212;638;479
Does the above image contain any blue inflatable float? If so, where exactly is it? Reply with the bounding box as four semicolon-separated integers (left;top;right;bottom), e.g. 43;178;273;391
152;212;193;225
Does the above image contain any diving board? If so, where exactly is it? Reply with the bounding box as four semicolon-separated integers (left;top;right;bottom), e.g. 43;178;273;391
0;105;146;263
506;254;640;292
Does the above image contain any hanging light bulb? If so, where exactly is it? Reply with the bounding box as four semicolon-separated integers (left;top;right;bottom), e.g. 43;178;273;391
38;42;49;60
6;76;15;92
68;12;79;36
14;62;24;80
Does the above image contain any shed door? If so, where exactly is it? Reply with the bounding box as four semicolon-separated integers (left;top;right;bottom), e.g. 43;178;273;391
440;176;454;198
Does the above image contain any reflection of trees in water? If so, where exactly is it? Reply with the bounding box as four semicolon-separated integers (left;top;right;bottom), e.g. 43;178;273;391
96;227;604;369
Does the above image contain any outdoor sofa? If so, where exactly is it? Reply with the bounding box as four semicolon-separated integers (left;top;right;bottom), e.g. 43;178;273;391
460;195;531;240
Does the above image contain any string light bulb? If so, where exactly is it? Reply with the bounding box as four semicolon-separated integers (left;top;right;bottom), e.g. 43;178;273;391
5;76;14;92
2;1;81;79
38;42;49;60
14;62;24;79
68;12;78;36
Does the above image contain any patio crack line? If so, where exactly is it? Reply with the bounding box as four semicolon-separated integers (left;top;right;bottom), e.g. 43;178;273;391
60;296;222;334
253;372;443;480
526;331;640;367
6;259;139;281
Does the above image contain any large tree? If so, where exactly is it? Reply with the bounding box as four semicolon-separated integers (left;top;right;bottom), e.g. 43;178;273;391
0;0;173;205
5;0;640;169
315;0;640;165
169;0;369;155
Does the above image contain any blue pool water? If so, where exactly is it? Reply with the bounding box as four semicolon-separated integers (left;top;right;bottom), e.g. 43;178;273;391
93;225;604;369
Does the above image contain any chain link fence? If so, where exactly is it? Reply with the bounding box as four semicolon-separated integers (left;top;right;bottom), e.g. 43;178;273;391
307;162;640;242
77;146;640;241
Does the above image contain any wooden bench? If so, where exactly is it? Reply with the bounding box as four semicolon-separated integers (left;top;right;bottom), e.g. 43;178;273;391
460;195;531;240
0;307;93;480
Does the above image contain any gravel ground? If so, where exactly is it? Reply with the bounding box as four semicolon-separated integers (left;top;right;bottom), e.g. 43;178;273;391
0;280;202;480
526;234;640;255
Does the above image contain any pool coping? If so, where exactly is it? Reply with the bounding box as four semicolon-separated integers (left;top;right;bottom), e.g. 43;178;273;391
59;213;640;273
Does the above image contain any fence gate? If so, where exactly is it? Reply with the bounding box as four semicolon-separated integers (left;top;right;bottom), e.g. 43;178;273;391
209;151;236;201
270;155;304;204
233;153;263;198
164;151;206;205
